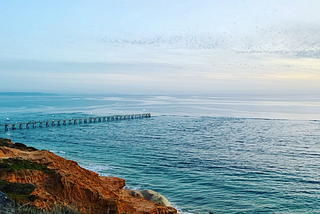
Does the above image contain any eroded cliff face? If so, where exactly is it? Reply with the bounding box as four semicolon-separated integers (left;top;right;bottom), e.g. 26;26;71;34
0;138;177;214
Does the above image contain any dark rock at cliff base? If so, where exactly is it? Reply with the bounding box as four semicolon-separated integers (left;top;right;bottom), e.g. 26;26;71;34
128;189;173;207
0;191;14;214
0;138;37;151
0;138;12;147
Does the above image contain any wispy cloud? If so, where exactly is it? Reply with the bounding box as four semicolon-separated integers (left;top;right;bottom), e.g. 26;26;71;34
1;0;320;94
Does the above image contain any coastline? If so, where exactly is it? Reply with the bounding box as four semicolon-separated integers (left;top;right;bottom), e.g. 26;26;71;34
0;138;177;214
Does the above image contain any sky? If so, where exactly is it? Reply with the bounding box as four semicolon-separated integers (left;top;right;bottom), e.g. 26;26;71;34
0;0;320;95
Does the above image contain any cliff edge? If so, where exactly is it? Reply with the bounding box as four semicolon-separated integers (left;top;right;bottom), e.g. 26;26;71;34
0;138;177;214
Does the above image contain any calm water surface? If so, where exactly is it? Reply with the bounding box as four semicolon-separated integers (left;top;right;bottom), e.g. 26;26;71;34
1;94;320;213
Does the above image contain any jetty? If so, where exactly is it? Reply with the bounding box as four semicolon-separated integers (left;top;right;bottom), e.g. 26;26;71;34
1;113;151;131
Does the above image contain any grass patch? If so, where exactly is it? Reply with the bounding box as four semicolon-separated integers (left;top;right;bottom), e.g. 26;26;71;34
0;180;37;203
0;158;54;173
0;138;12;147
13;142;38;151
0;179;7;188
5;192;33;201
0;137;37;151
0;158;54;204
1;182;35;195
15;204;81;214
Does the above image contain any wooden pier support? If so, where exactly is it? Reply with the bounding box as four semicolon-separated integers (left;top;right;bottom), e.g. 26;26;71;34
1;113;151;131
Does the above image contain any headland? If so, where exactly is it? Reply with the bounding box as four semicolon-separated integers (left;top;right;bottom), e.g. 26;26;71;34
0;138;177;214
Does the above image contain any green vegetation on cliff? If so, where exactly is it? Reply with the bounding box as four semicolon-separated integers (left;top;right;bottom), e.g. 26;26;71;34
14;204;81;214
0;138;37;151
0;156;55;208
0;158;54;173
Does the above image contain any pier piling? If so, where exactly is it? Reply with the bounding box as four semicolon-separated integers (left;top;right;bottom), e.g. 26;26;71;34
1;113;151;131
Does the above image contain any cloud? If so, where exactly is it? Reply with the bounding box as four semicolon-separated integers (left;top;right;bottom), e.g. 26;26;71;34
1;0;320;94
98;22;320;59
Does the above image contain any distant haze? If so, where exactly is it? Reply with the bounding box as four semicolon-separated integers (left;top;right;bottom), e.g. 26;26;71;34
1;0;320;95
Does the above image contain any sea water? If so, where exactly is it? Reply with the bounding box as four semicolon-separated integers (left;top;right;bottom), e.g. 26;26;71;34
1;94;320;214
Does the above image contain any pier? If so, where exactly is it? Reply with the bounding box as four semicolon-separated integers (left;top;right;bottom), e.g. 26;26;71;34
1;113;151;131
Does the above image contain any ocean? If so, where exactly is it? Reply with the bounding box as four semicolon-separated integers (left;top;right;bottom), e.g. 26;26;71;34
1;94;320;213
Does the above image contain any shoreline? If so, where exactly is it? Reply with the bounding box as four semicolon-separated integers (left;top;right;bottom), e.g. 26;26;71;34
0;138;177;214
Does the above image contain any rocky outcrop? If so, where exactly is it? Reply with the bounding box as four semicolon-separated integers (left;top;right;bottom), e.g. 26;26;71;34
0;191;14;214
0;138;177;214
128;190;173;207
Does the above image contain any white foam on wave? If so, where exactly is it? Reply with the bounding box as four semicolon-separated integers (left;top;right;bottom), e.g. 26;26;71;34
123;185;141;190
50;150;66;154
173;206;194;214
79;163;111;177
170;202;194;214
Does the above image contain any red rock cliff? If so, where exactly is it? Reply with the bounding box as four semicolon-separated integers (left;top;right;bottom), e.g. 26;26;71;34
0;139;177;214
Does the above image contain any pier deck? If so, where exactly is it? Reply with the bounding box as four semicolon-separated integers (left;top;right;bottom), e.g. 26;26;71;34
1;113;151;131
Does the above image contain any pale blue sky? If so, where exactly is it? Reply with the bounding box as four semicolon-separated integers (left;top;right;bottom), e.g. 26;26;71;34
1;0;320;94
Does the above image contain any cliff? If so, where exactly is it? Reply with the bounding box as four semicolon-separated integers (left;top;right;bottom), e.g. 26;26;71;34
0;138;177;214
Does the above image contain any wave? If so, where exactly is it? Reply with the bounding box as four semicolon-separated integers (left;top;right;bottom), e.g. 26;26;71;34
123;185;141;190
79;163;111;176
50;150;66;154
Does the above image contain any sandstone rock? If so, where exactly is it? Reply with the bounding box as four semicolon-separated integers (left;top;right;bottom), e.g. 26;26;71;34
0;191;14;214
128;189;173;207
